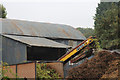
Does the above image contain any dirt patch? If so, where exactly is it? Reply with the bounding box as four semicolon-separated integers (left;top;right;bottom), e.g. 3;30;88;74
68;50;120;79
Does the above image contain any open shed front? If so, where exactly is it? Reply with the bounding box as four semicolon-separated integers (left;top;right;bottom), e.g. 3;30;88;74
2;35;71;64
27;46;67;61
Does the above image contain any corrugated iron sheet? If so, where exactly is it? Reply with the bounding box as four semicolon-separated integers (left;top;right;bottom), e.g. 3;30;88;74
3;35;71;48
0;35;2;64
2;35;27;64
1;19;86;40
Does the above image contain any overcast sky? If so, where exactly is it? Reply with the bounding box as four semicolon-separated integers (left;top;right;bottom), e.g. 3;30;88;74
1;0;100;28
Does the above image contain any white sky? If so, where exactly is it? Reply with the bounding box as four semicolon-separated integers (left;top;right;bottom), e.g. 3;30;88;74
1;0;100;28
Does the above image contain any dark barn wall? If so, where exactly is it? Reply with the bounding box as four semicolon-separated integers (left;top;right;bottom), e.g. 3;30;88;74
53;40;69;45
0;35;2;64
2;36;27;65
49;39;83;48
0;35;2;78
27;46;67;61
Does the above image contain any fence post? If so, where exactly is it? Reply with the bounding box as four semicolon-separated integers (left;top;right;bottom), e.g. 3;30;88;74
16;64;17;79
35;61;36;80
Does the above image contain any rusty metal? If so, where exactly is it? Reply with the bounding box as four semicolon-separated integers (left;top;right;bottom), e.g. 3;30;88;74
0;18;86;70
3;35;71;48
0;35;2;65
1;19;86;40
2;35;27;65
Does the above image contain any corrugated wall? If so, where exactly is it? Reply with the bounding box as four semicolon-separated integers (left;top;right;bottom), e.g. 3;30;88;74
0;35;2;78
2;36;68;64
0;35;2;63
50;39;83;48
2;36;27;65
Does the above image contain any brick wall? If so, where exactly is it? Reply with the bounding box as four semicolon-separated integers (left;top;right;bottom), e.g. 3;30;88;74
4;62;64;79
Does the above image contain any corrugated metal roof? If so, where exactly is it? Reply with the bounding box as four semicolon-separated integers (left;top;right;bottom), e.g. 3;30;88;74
1;19;86;40
3;35;71;48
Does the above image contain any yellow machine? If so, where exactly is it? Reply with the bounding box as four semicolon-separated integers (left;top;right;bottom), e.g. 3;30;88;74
57;36;96;63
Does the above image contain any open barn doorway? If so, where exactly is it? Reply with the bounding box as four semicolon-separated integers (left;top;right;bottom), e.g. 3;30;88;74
27;46;67;61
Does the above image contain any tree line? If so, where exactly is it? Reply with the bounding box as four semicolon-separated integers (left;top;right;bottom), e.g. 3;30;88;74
77;2;120;50
94;2;120;49
76;27;94;38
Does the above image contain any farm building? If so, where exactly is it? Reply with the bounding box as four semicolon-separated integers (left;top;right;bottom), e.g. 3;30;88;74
0;19;86;65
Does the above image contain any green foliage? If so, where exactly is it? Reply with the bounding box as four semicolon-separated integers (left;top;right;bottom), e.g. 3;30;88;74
36;63;60;79
0;62;17;79
85;38;101;54
77;27;95;38
92;38;100;50
94;2;120;49
0;62;9;78
0;4;7;18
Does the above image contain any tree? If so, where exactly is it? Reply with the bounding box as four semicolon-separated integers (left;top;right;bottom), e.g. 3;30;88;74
0;4;7;18
94;2;120;49
77;27;95;38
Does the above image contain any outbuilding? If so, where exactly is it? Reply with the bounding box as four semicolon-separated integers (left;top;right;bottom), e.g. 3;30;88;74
0;19;86;65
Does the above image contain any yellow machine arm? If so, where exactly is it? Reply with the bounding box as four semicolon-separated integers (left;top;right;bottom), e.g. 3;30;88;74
57;36;96;63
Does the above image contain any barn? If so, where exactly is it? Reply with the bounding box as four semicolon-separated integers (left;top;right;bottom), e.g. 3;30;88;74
0;19;86;65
